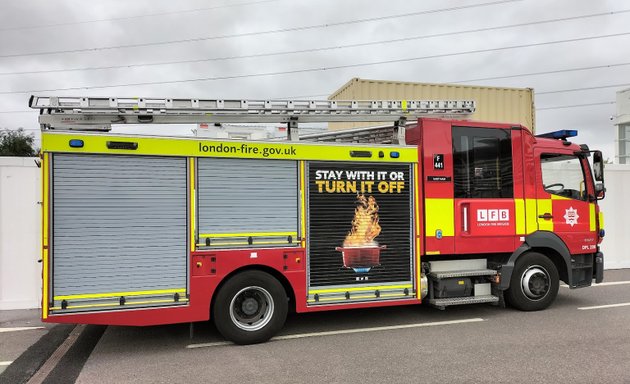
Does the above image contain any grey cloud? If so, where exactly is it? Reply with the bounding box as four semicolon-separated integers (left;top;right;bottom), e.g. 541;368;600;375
0;0;627;157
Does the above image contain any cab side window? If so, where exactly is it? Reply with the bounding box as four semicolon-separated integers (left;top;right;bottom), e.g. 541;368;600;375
453;127;513;198
540;154;587;201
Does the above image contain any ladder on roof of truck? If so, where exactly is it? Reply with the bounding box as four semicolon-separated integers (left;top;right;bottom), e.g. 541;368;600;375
297;122;418;144
29;95;475;144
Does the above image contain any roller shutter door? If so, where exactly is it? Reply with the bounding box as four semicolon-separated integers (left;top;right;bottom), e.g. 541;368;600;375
197;158;299;248
51;154;188;313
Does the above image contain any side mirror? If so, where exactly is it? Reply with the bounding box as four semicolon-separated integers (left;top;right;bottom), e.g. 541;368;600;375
593;151;604;182
592;151;605;199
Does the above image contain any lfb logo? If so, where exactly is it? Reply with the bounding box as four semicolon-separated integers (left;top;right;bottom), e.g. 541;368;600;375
563;206;579;227
477;209;510;222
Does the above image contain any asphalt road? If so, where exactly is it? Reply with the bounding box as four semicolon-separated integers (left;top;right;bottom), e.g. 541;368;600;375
58;269;629;384
0;309;51;377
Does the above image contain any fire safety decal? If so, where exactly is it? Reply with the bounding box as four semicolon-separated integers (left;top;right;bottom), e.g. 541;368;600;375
307;162;413;287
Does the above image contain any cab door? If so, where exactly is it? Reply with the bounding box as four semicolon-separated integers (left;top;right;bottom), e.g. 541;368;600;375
452;126;517;253
534;150;596;255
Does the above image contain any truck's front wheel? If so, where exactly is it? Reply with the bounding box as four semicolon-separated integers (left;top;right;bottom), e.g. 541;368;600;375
213;271;288;345
506;252;559;311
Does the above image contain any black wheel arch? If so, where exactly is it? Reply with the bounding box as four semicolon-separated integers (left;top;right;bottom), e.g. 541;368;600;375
210;265;296;320
499;231;572;290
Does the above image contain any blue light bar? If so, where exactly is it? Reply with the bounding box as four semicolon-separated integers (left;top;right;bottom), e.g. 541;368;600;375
390;151;400;158
536;130;578;140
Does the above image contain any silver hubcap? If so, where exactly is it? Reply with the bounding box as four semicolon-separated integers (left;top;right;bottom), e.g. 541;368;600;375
229;286;274;331
521;265;551;301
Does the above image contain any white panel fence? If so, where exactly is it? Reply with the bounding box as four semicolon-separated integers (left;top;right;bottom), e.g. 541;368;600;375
1;158;628;310
0;158;41;310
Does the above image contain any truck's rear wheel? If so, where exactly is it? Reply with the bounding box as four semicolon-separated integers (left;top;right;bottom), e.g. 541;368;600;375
213;270;287;345
506;252;559;311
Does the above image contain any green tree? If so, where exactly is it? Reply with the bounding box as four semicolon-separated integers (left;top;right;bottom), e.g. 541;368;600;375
0;128;37;157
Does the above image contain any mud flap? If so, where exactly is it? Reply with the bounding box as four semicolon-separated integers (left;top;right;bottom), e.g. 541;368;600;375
595;252;604;283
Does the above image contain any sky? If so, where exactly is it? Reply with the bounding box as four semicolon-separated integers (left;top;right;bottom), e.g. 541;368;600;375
0;0;628;160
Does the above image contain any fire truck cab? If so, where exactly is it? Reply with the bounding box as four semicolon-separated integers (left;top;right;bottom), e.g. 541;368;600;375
404;119;605;310
31;96;605;345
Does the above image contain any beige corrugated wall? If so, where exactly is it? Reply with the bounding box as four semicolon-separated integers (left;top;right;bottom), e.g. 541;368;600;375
328;78;535;132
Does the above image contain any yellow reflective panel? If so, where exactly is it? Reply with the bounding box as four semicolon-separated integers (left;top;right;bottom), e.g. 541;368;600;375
42;132;418;163
413;164;421;299
514;199;525;235
425;198;454;237
537;199;553;231
199;232;297;238
51;298;189;311
189;158;196;252
300;161;307;248
308;284;412;294
53;288;186;301
525;199;539;234
42;153;50;319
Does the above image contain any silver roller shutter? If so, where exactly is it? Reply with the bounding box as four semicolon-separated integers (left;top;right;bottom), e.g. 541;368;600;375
51;154;188;313
197;158;299;248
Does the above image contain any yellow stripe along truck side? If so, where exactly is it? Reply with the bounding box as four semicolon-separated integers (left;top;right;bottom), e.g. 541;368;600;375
41;132;417;163
189;158;196;253
414;164;422;299
589;203;596;232
42;153;50;319
53;288;187;301
300;161;307;249
514;198;541;235
536;199;553;231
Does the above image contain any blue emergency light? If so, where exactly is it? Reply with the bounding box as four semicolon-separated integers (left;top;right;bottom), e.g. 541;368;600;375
69;139;84;148
536;130;578;140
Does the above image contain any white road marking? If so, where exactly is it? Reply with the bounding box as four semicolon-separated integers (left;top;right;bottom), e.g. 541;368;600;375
0;327;45;333
0;361;12;366
187;340;231;348
578;302;630;310
186;318;485;349
593;280;630;287
561;280;630;288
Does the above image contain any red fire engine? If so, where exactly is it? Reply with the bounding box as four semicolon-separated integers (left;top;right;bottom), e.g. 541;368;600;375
30;96;605;344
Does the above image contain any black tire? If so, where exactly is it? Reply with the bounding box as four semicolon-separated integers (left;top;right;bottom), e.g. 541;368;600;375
213;270;288;345
506;252;559;311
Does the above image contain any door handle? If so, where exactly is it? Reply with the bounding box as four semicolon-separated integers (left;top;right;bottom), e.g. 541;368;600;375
538;213;553;220
461;203;470;234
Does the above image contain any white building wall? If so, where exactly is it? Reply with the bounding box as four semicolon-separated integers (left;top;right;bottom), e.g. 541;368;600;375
615;88;630;164
597;164;630;269
0;157;41;310
0;159;627;310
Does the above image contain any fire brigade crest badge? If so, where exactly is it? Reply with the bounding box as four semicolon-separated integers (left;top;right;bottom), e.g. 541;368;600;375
563;207;579;227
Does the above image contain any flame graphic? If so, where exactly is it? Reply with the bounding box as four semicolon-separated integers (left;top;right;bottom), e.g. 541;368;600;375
343;194;381;247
